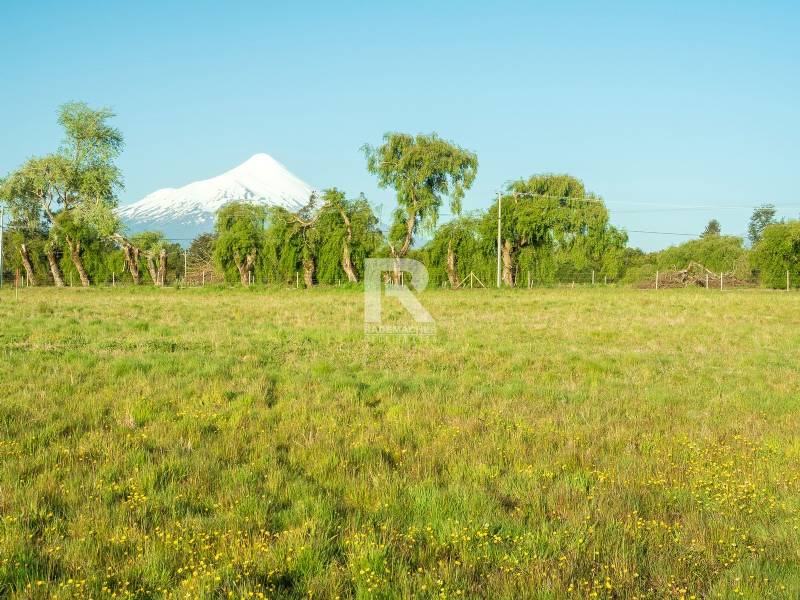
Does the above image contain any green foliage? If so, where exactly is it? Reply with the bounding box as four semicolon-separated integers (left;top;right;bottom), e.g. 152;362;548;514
53;102;124;233
0;170;52;283
0;102;125;287
0;160;53;231
750;220;800;288
315;190;381;284
748;204;777;247
656;235;748;275
265;190;382;285
488;174;592;249
264;205;307;283
424;215;488;286
213;202;267;283
54;215;123;285
363;133;477;255
0;229;49;282
619;248;657;284
480;174;627;284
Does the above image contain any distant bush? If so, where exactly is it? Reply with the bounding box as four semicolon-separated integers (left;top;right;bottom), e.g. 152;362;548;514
620;236;751;285
750;220;800;288
655;235;747;274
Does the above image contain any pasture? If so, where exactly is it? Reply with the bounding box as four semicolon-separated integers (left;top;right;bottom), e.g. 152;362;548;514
1;286;799;598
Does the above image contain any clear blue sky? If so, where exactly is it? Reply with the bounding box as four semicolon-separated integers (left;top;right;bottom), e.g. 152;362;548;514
1;1;798;250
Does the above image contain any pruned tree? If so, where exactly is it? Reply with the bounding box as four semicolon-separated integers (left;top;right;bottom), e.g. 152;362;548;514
363;133;477;281
130;231;174;285
118;237;142;284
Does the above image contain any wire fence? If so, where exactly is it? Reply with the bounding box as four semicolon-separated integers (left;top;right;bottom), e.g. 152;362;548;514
5;259;785;291
0;239;795;290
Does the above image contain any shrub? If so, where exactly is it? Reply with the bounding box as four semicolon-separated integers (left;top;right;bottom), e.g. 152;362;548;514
751;220;800;288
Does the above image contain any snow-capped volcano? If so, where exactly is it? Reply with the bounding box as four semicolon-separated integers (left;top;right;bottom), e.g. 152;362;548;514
118;153;314;240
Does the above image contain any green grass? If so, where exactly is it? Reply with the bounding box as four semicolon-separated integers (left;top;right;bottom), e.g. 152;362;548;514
1;286;800;598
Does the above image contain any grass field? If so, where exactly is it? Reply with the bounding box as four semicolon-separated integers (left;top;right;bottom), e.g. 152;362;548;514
1;286;800;599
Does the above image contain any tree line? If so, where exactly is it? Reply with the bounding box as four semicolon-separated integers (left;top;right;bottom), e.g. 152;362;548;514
1;103;798;289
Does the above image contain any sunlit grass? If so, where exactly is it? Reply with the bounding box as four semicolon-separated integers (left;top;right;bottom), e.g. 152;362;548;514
1;286;799;598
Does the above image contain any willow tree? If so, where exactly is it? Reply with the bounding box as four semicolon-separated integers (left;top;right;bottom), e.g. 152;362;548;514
363;133;477;281
751;221;800;288
315;189;381;284
426;215;483;287
265;190;381;286
213;202;267;285
483;174;618;286
266;195;320;287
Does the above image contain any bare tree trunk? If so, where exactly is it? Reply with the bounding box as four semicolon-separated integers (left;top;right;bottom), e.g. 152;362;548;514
157;248;167;286
122;243;142;285
234;251;255;286
341;242;357;283
385;208;417;285
46;247;64;287
66;237;90;287
338;208;358;283
389;245;402;285
446;239;459;288
236;262;248;285
502;239;515;287
145;254;159;285
18;244;37;286
398;209;416;257
303;257;315;287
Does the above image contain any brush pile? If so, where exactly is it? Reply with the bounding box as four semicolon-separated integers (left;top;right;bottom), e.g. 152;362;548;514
637;261;751;289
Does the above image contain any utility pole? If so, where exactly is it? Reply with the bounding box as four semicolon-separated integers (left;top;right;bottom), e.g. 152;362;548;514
496;191;502;288
0;206;4;288
184;250;188;282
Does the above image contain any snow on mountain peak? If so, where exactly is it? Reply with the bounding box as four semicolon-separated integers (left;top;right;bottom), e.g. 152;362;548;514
118;154;315;239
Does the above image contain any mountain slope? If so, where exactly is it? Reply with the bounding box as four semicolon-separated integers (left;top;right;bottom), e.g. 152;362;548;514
118;154;314;240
